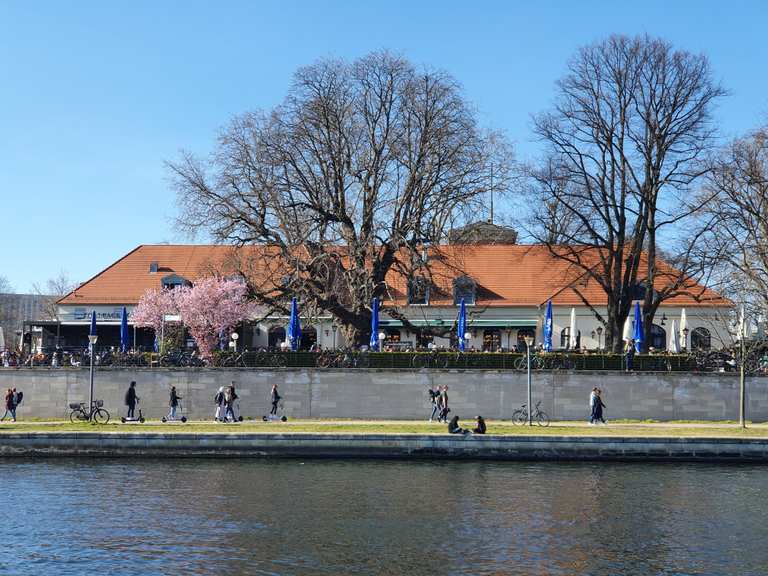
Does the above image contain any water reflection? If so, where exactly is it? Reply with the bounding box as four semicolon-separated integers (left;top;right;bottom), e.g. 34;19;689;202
0;459;766;575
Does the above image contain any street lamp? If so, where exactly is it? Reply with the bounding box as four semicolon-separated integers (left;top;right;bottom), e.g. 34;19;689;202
524;334;534;426
231;331;239;352
378;331;386;352
332;324;338;349
596;326;603;351
88;316;98;419
682;327;690;351
464;332;472;351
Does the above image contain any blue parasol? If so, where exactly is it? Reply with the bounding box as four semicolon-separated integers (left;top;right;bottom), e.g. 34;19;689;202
633;301;644;353
369;298;380;350
543;300;553;352
287;297;301;352
457;298;467;352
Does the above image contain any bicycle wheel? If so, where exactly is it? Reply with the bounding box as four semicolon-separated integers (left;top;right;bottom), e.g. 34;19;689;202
411;354;428;369
69;409;84;424
511;409;528;425
537;411;550;427
93;408;110;424
513;357;526;371
270;354;287;368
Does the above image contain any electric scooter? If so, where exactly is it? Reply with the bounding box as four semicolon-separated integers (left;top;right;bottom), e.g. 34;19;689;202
161;401;188;423
262;401;288;422
121;399;145;424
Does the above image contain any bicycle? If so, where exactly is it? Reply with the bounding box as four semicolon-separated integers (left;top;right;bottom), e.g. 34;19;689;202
255;351;287;368
68;400;110;424
511;401;550;426
411;350;449;369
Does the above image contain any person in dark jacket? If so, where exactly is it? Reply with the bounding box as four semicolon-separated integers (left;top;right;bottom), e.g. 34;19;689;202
439;386;450;423
473;415;486;434
428;386;440;422
125;381;138;418
1;388;16;422
448;415;467;434
167;386;182;421
270;384;281;416
593;389;606;424
624;339;635;372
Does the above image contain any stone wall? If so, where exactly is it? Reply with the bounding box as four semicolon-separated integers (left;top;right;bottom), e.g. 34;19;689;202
0;368;764;422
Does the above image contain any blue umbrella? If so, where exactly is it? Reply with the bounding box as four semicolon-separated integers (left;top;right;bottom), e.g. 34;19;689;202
287;297;301;351
633;301;644;353
369;298;380;350
543;300;553;352
120;306;129;352
89;310;97;340
457;298;467;352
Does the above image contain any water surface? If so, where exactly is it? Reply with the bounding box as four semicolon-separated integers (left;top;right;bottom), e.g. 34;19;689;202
0;459;765;575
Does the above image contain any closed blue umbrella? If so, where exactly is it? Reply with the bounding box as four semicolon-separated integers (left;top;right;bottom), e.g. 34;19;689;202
633;301;644;353
89;310;97;341
457;298;467;352
543;300;553;352
369;298;380;350
120;306;129;353
287;297;301;352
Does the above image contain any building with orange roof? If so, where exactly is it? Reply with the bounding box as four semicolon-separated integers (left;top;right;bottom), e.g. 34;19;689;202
22;243;733;353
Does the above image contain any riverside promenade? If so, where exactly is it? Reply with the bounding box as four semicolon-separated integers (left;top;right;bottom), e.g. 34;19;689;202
2;421;768;462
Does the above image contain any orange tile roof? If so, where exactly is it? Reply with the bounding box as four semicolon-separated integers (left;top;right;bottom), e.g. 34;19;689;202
58;244;730;308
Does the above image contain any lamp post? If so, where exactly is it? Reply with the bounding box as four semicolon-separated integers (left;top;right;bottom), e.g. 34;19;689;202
332;324;338;349
87;310;98;418
464;332;472;352
231;331;239;352
596;326;603;351
682;327;690;351
524;334;533;426
378;331;385;352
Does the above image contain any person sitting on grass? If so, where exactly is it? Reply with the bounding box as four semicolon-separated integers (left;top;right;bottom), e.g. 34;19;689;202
473;415;486;434
448;415;468;435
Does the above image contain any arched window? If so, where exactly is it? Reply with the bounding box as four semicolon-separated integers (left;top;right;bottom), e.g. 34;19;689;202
268;326;286;349
560;327;571;349
691;327;711;350
483;329;501;352
453;276;476;305
650;324;666;351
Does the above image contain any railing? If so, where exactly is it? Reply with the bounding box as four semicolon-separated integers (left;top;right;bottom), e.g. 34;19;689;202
1;349;758;373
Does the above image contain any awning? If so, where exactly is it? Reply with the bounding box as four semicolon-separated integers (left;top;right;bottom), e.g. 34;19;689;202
380;318;538;328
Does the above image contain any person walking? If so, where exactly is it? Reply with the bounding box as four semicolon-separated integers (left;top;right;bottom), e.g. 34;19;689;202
428;386;440;422
593;389;607;424
439;385;450;423
167;386;182;421
214;386;225;422
1;388;16;422
270;384;281;416
588;387;598;424
224;382;238;422
125;381;138;419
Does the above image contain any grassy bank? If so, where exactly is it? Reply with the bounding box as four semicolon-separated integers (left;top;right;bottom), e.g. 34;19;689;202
0;419;767;438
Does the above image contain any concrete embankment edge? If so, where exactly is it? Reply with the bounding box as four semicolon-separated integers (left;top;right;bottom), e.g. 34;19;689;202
1;433;768;462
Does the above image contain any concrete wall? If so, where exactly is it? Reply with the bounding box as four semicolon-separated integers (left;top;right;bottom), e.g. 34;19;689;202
0;368;764;422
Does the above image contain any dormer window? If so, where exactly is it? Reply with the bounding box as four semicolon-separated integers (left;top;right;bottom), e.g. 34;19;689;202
408;277;430;305
149;261;158;274
453;275;476;305
161;274;191;289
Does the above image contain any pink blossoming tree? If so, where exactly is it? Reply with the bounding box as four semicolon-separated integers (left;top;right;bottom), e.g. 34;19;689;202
174;277;253;358
131;288;177;335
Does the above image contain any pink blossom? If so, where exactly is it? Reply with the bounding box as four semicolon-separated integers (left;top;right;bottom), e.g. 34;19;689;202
131;288;177;333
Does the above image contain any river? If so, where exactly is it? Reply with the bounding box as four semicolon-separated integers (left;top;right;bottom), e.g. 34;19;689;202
0;459;765;575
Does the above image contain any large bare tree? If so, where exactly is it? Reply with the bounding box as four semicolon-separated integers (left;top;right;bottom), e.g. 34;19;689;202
529;35;725;351
170;52;511;344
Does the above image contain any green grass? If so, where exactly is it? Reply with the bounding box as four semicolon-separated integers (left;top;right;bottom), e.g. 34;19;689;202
0;419;766;438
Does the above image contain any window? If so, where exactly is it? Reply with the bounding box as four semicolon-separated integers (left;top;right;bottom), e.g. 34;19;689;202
560;327;571;349
161;274;191;290
483;329;501;352
650;324;666;350
517;328;536;349
453;276;476;305
408;277;430;305
149;261;158;273
691;327;711;350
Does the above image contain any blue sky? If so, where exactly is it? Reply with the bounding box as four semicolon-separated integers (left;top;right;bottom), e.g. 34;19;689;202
1;0;766;292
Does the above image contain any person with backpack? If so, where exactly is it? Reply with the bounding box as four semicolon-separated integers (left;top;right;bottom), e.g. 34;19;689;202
167;386;182;421
214;386;225;422
125;381;138;419
270;384;281;416
428;386;440;422
224;382;238;422
1;388;16;422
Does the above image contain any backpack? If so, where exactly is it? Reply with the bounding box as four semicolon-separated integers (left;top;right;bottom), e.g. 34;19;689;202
214;391;224;404
15;391;23;405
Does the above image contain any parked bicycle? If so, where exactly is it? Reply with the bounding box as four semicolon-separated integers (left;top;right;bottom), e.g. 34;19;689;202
511;401;550;426
255;351;288;368
68;400;110;424
513;353;574;371
316;350;369;368
411;350;449;369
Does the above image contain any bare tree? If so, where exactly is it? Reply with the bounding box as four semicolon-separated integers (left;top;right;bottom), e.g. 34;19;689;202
529;35;725;351
0;276;12;294
703;128;768;321
170;52;512;344
32;270;79;320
